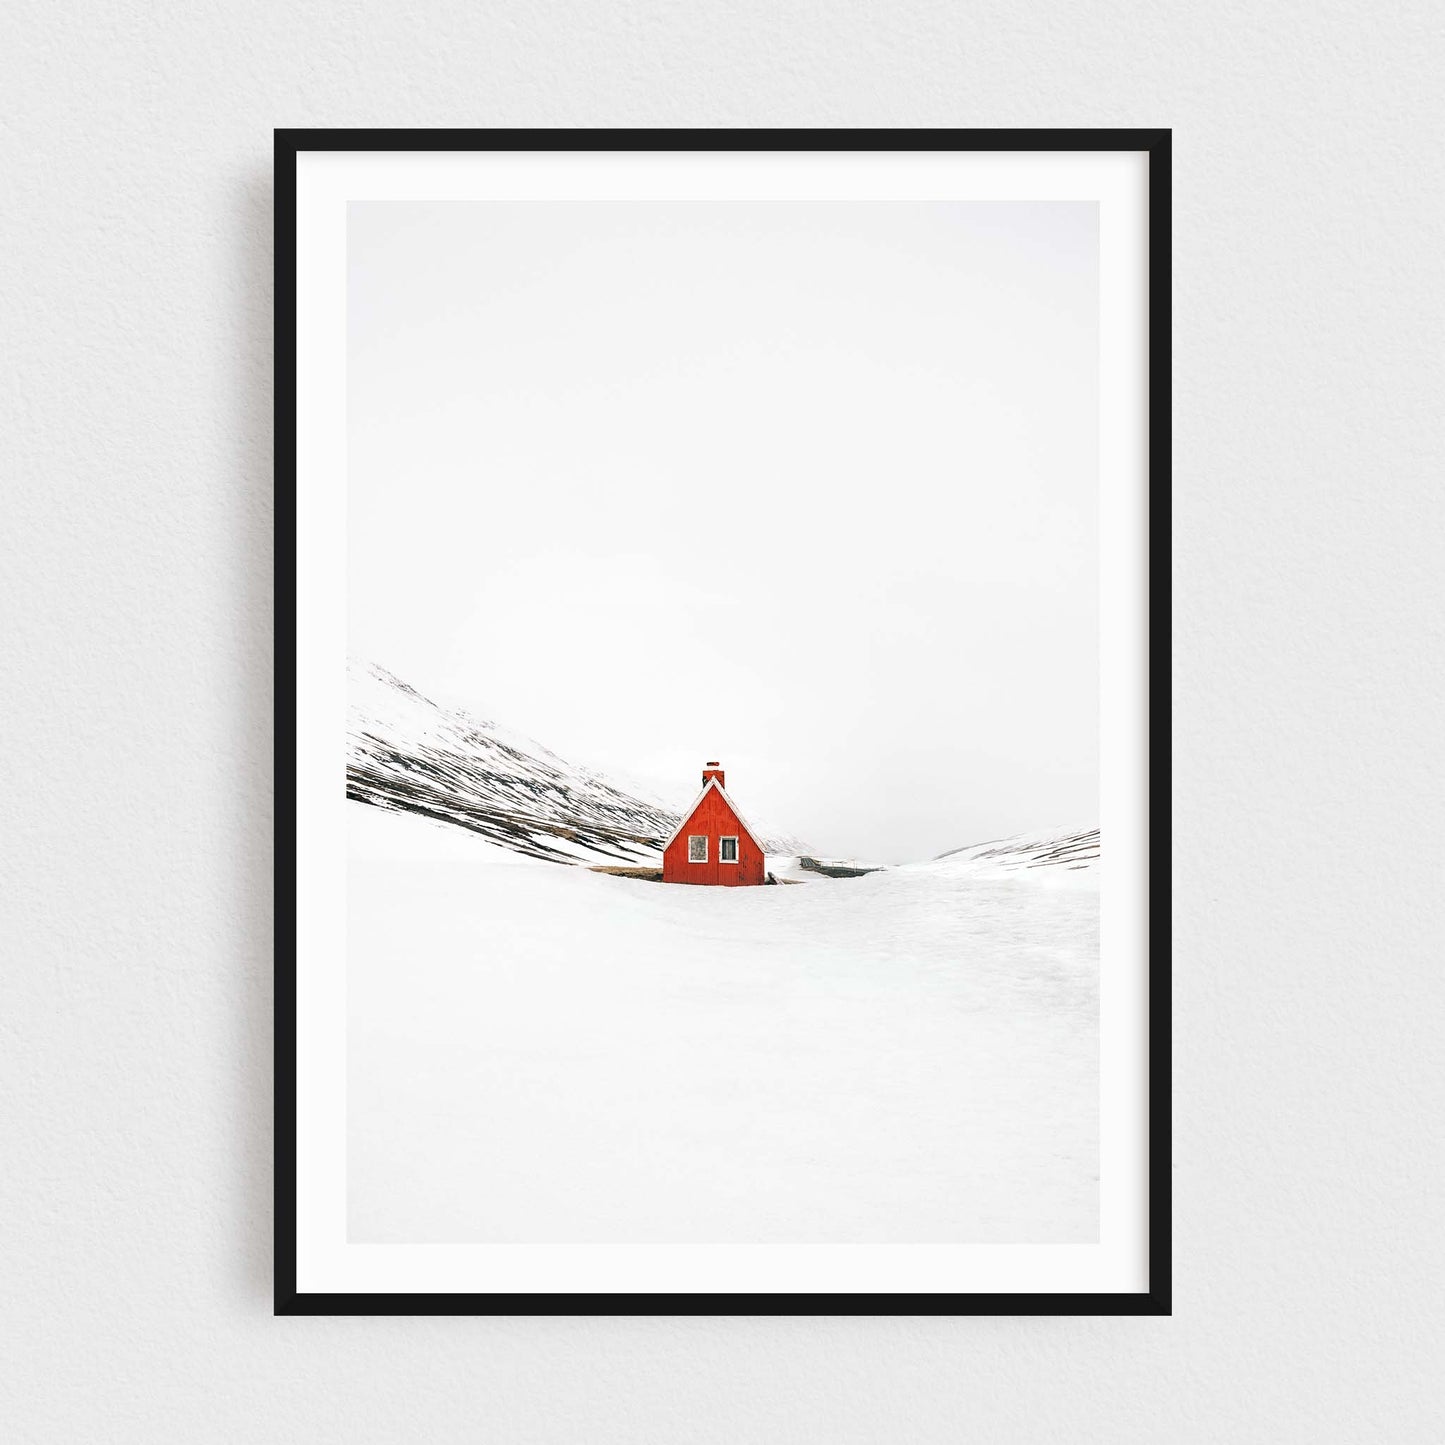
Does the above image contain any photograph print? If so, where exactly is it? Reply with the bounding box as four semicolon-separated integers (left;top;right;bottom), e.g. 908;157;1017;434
279;132;1168;1313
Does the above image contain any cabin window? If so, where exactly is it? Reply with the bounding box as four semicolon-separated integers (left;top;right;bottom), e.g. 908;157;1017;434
719;836;739;863
688;835;708;863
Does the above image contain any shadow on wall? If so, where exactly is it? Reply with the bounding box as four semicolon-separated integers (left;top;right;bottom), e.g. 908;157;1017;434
231;167;275;1303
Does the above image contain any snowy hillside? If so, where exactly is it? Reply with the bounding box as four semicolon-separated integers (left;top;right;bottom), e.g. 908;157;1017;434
348;805;1099;1245
931;826;1100;878
347;661;803;864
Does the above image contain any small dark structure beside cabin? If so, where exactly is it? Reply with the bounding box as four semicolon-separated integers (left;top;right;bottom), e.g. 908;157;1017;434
797;856;881;879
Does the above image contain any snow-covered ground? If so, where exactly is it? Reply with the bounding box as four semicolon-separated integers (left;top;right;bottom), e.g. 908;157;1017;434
348;806;1098;1244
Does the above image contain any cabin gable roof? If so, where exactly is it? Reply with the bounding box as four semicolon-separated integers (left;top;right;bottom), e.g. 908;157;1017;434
660;777;764;854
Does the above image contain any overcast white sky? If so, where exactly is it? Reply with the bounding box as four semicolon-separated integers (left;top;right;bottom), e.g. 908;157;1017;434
348;199;1097;863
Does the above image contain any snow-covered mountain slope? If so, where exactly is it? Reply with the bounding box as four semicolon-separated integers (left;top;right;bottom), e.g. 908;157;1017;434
348;662;676;864
928;827;1100;879
347;661;802;864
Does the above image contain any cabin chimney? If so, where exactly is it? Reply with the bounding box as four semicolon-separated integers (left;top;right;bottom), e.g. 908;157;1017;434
702;760;725;789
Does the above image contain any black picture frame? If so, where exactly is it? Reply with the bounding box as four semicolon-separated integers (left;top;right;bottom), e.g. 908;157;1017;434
275;127;1171;1317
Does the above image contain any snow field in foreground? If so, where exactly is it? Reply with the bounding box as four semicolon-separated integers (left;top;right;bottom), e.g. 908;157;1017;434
348;806;1099;1243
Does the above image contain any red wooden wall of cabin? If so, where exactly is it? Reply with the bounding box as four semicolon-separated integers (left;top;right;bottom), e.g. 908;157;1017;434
661;787;766;885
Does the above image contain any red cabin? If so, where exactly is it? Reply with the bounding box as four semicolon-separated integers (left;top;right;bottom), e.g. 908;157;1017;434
661;762;766;886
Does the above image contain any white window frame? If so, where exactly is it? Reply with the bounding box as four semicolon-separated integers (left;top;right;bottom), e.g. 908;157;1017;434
719;835;739;864
687;834;708;863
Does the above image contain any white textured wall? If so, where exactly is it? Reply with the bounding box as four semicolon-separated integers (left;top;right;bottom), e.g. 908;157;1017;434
3;2;1443;1438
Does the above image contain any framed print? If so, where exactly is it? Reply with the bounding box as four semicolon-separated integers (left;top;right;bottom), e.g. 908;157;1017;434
276;128;1170;1315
